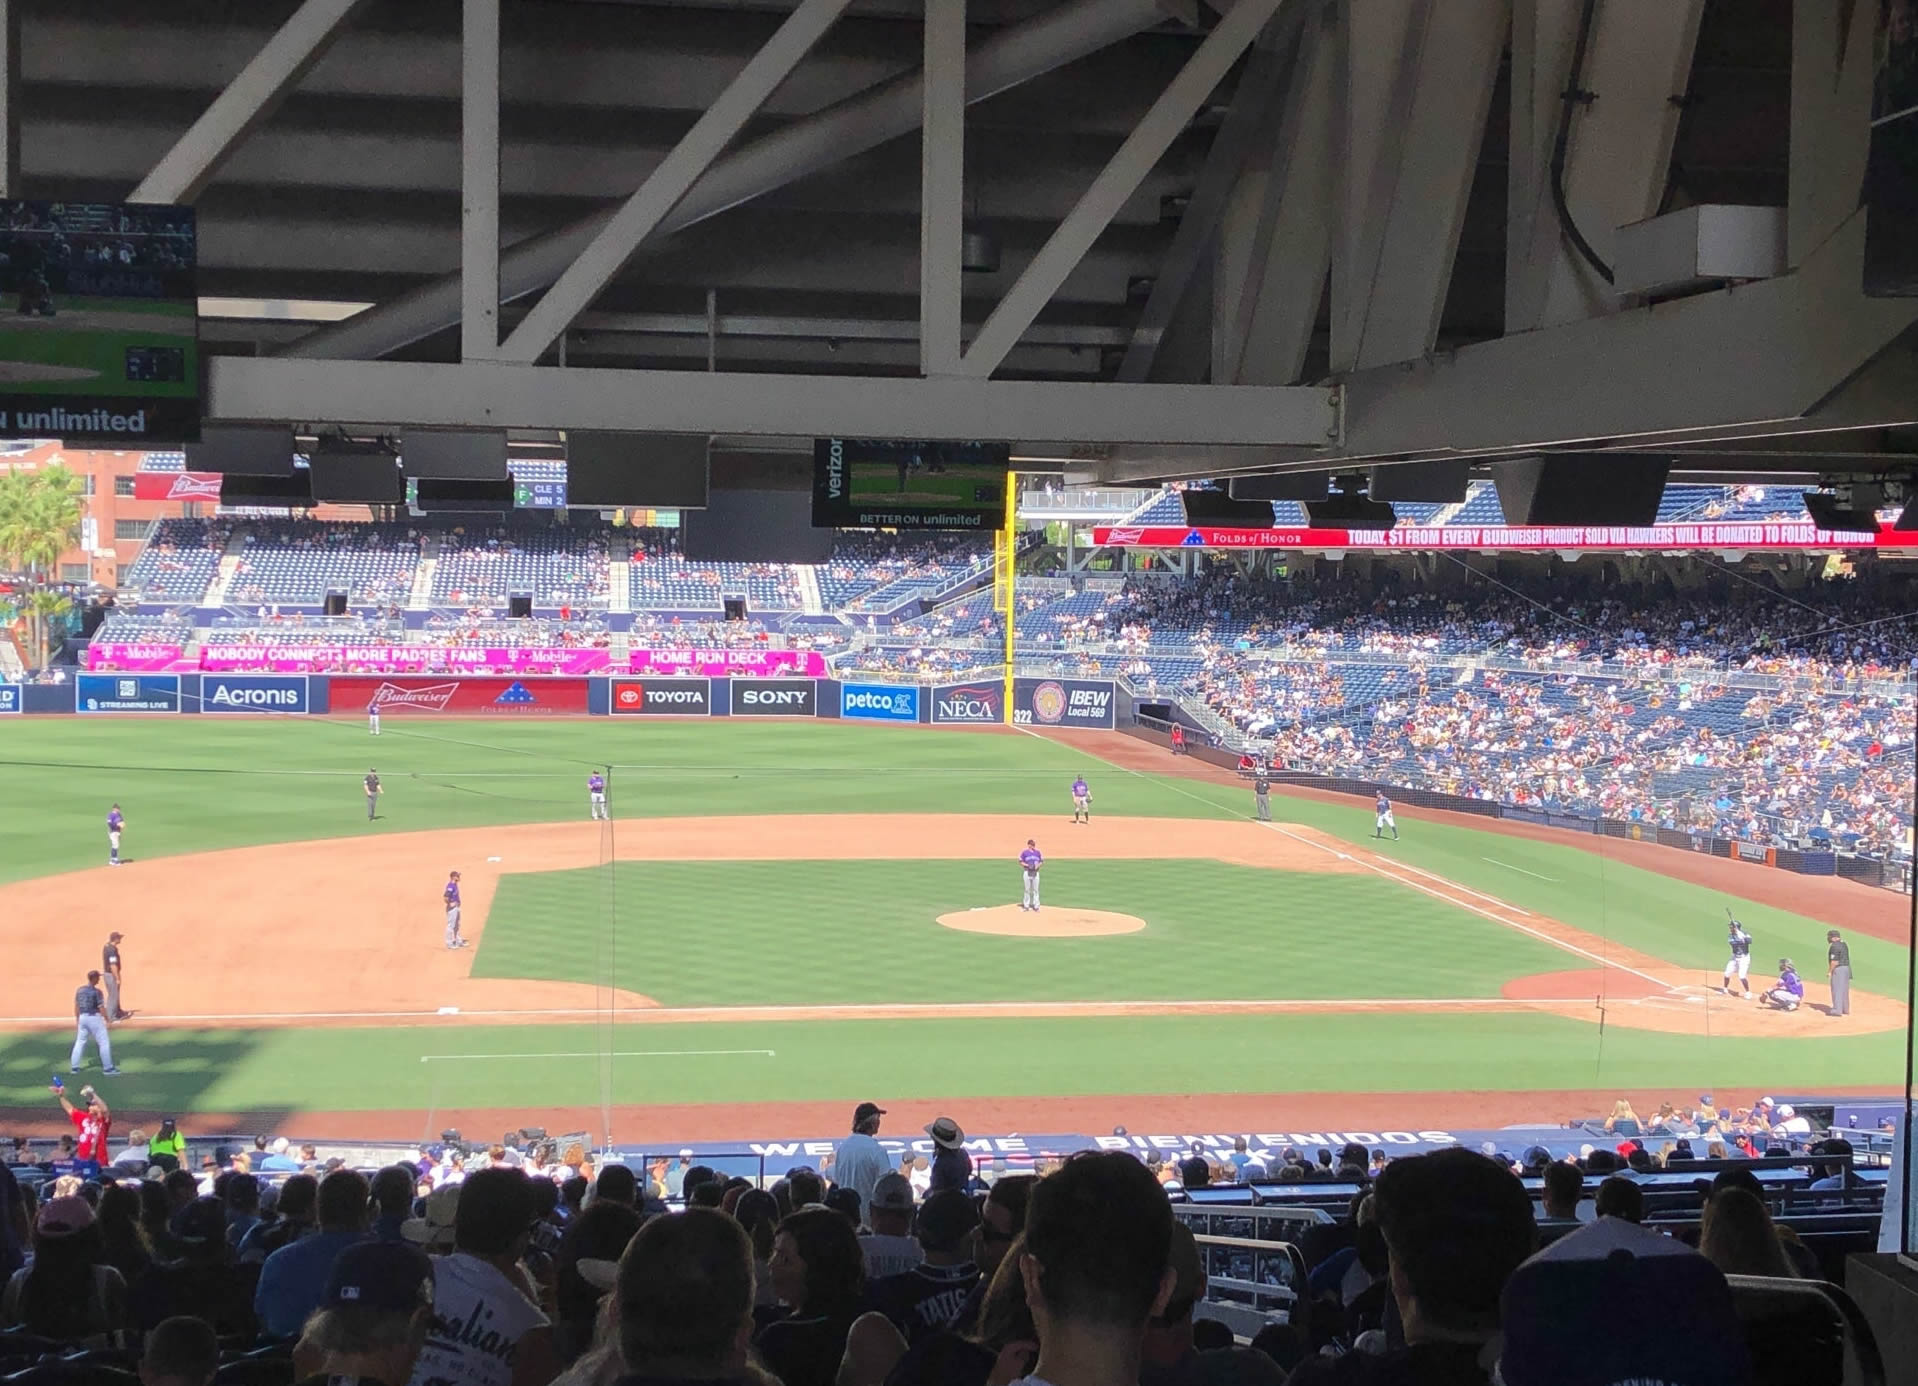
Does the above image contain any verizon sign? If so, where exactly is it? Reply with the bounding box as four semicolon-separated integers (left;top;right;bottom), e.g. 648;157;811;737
730;678;817;716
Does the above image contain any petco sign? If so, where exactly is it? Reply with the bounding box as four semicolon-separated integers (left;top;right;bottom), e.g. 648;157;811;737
200;675;310;713
931;682;1002;725
840;684;919;722
611;679;712;716
1013;677;1115;729
731;678;817;716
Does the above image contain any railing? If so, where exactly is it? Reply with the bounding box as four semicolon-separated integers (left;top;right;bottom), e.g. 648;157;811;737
1018;486;1159;514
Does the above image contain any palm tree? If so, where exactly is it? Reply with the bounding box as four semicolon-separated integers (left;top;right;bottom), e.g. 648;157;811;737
0;464;84;668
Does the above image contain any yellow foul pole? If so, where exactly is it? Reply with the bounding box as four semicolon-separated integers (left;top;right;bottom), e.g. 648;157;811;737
998;471;1017;724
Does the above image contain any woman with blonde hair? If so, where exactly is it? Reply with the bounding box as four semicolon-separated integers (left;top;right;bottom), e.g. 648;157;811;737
1700;1189;1797;1278
1603;1100;1643;1136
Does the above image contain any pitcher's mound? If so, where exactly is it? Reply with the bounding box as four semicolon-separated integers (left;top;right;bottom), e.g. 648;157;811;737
938;905;1146;938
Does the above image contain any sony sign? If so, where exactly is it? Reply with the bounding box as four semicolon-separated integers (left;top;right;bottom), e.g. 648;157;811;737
732;678;816;716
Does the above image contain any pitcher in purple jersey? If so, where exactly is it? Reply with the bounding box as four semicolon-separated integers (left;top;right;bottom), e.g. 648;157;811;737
443;870;465;949
587;771;608;821
106;804;125;866
1019;839;1043;912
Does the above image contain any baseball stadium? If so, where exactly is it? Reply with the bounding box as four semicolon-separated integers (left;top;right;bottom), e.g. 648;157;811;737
0;0;1916;1379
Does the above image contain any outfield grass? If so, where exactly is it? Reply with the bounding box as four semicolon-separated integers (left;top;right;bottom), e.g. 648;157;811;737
477;859;1573;1004
0;717;1906;1116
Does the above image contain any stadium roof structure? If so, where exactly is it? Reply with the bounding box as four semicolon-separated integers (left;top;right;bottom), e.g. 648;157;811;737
14;0;1918;488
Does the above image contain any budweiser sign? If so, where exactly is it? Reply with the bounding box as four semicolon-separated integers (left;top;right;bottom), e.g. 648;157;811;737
368;680;460;711
133;471;224;502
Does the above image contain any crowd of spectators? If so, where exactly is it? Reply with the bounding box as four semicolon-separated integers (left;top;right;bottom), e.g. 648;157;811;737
0;1092;1878;1386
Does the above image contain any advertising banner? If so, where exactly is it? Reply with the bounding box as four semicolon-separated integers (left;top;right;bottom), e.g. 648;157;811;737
328;675;590;715
1013;677;1115;729
840;683;919;722
731;678;817;716
1092;522;1899;552
930;681;1004;725
0;683;19;714
629;649;827;678
133;470;223;502
610;678;713;716
197;645;611;674
76;673;180;713
86;643;187;671
198;674;310;714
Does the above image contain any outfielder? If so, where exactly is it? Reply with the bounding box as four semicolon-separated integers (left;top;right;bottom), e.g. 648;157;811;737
364;768;382;822
1070;776;1090;825
1721;916;1753;998
71;970;119;1074
368;697;381;736
588;771;608;820
1374;792;1398;840
107;803;125;866
443;870;466;949
1019;839;1043;912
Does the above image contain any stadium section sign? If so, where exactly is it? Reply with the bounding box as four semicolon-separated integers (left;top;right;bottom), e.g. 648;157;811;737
840;683;919;722
198;675;309;713
610;678;712;716
328;675;589;715
76;674;180;713
1093;523;1900;552
731;679;817;716
1013;677;1115;729
931;682;1003;725
0;201;201;442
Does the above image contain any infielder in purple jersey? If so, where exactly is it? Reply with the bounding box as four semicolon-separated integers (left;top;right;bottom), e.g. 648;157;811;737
588;771;608;820
1020;839;1043;911
106;804;125;865
1070;776;1090;825
443;870;465;948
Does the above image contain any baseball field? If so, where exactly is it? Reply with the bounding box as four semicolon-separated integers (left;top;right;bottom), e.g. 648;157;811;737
0;716;1908;1143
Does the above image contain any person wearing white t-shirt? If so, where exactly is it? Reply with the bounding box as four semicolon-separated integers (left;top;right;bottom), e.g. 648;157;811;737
1004;1153;1175;1386
404;1168;559;1386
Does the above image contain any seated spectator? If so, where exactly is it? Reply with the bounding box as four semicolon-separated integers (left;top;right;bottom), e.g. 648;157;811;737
1143;1222;1284;1386
1287;1149;1537;1386
240;1171;318;1263
554;1201;643;1364
406;1168;558;1386
1698;1188;1797;1278
370;1165;416;1243
733;1188;781;1307
139;1178;185;1262
115;1127;151;1171
1498;1219;1749;1386
1012;1151;1174;1386
258;1136;302;1173
612;1208;759;1386
1602;1101;1643;1137
291;1241;435;1386
859;1174;923;1281
862;1231;1037;1386
0;1194;127;1342
96;1182;152;1283
1178;1156;1209;1190
789;1167;826;1210
129;1195;257;1338
224;1170;262;1250
826;1187;864;1225
757;1207;867;1386
1538;1163;1583;1222
592;1164;638;1210
1593;1177;1645;1224
255;1168;370;1340
141;1314;218;1386
865;1189;980;1344
401;1184;461;1254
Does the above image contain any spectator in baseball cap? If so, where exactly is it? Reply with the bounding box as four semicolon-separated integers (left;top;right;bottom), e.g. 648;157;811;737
290;1240;435;1386
1498;1218;1749;1386
141;1314;218;1386
860;1173;923;1281
835;1103;892;1225
1288;1149;1535;1386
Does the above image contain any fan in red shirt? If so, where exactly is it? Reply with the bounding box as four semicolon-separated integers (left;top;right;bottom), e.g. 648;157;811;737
51;1081;111;1164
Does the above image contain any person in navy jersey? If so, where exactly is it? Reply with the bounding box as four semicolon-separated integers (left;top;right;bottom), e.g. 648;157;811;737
107;803;126;865
364;769;381;822
443;871;465;949
1019;840;1042;912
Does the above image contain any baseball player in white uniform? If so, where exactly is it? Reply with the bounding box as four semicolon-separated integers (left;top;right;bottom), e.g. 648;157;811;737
1722;916;1753;998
